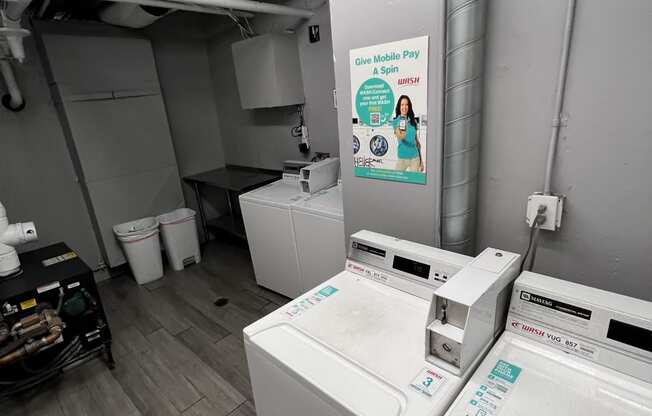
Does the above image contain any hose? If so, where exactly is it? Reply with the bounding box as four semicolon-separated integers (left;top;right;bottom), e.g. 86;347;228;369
20;336;80;375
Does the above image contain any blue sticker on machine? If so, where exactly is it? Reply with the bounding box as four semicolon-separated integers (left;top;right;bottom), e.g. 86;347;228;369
319;286;338;297
466;360;523;415
490;360;522;384
283;286;339;319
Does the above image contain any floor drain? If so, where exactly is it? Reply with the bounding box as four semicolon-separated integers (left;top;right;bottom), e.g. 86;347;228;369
214;298;229;307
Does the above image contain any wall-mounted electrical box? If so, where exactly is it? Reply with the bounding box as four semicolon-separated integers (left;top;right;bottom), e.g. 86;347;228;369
232;33;305;109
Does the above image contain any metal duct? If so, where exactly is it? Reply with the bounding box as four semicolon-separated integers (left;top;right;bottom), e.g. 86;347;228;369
441;0;486;254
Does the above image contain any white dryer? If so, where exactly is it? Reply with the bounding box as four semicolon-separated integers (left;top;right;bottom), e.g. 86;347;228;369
445;272;652;416
291;183;344;293
239;172;307;298
244;231;520;416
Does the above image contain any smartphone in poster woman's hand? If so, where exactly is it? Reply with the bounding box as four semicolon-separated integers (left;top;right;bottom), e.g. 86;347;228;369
399;118;407;131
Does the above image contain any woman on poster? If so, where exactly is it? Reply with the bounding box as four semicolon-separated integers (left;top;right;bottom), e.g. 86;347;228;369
392;95;423;172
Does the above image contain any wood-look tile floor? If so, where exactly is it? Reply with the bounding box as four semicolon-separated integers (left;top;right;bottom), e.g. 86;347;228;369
2;239;290;416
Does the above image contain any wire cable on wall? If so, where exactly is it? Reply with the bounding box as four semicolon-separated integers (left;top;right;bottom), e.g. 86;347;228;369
520;205;547;273
291;104;304;139
226;9;255;39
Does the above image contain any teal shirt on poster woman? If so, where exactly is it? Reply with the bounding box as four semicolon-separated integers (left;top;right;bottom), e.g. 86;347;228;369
392;116;419;159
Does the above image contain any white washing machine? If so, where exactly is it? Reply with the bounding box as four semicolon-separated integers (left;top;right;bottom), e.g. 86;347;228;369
291;183;344;293
239;172;307;299
244;230;520;416
445;271;652;416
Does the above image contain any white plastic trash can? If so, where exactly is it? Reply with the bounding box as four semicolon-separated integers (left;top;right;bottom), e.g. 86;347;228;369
113;217;163;285
157;208;201;271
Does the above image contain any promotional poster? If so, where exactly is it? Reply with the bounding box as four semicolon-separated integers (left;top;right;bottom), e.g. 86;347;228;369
350;36;429;185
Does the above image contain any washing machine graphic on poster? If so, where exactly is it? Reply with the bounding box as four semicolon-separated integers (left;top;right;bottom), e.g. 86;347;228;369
350;36;429;185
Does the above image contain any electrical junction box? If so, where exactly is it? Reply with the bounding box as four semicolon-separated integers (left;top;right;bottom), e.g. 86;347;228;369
231;33;305;109
526;194;564;231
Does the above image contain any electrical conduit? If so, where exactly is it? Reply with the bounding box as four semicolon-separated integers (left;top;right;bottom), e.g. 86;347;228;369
441;0;486;254
543;0;576;195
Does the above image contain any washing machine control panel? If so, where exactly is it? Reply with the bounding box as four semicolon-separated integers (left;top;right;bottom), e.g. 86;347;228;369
346;230;472;300
507;272;652;383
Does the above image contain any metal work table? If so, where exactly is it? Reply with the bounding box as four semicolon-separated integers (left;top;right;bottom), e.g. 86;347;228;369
184;166;280;240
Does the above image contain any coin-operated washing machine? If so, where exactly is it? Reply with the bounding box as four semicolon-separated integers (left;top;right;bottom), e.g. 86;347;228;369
244;230;521;416
444;272;652;416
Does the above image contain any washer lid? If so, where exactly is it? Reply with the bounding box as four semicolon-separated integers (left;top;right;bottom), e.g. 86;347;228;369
245;272;465;416
252;324;405;416
239;179;306;208
447;332;652;416
292;184;343;220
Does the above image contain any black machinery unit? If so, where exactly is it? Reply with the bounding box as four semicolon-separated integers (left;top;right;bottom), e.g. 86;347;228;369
0;243;113;398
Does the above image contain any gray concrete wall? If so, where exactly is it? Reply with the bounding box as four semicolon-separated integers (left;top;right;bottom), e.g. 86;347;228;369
150;38;228;234
0;36;102;267
477;0;652;300
329;0;445;246
207;0;338;170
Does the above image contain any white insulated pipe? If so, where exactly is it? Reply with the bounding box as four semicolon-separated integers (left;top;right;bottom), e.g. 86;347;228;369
0;60;24;110
0;202;37;246
158;0;314;17
107;0;254;17
3;0;33;21
0;201;37;277
543;0;576;195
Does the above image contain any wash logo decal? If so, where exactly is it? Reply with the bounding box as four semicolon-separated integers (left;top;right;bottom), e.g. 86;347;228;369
350;36;429;185
508;318;599;359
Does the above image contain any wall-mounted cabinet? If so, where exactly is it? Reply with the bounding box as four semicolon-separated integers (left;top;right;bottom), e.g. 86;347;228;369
231;33;305;109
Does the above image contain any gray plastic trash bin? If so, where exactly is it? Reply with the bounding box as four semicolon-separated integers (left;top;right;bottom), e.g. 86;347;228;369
113;217;163;284
157;208;201;271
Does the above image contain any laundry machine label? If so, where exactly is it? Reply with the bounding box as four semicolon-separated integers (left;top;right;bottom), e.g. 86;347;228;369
409;367;447;398
466;360;522;416
508;318;600;360
514;289;593;332
283;286;339;319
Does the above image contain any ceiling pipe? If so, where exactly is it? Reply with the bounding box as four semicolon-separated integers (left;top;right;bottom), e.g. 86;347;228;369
0;60;25;111
107;0;254;18
158;0;314;18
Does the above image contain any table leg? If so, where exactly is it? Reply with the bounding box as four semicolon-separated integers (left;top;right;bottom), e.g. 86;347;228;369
193;182;209;242
225;189;235;217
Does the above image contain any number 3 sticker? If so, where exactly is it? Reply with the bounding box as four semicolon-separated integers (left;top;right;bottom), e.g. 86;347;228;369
411;369;446;398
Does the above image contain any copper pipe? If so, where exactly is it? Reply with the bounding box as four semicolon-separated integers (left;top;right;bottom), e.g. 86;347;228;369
0;325;62;367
